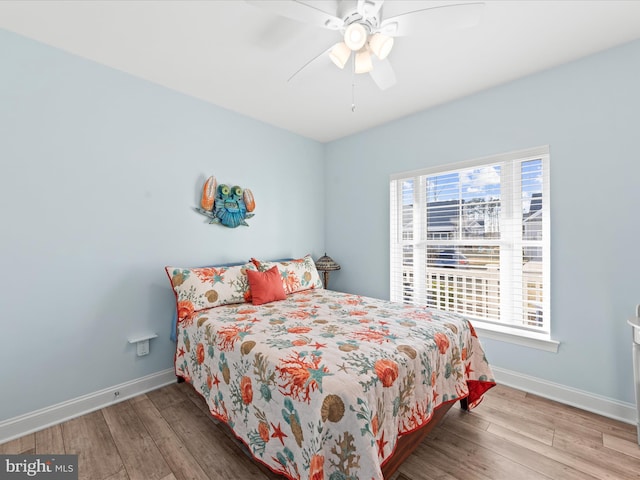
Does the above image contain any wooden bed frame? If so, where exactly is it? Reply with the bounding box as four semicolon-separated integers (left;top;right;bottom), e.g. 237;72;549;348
381;398;466;478
178;376;467;479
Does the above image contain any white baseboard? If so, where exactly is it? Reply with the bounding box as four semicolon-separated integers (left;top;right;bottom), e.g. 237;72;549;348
493;366;638;425
0;368;177;444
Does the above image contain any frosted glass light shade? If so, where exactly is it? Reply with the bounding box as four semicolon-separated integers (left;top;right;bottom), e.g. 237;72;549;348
344;23;367;51
354;49;373;74
369;33;394;60
329;42;351;69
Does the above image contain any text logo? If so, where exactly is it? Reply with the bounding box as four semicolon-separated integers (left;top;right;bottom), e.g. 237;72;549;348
0;455;77;479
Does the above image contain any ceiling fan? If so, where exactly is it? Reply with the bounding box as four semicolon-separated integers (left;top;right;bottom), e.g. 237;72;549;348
246;0;485;91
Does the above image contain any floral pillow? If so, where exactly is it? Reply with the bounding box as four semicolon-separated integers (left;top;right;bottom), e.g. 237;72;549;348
250;255;323;295
165;262;256;322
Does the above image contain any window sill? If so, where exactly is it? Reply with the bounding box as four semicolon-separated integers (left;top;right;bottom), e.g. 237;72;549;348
472;322;560;353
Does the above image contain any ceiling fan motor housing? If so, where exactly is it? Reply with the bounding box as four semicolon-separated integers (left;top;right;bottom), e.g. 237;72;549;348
342;11;379;36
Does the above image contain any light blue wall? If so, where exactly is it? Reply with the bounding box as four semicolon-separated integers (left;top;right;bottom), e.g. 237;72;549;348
2;25;639;423
324;39;640;405
0;29;324;421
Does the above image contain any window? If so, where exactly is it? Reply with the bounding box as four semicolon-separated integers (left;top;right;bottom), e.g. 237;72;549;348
390;146;552;347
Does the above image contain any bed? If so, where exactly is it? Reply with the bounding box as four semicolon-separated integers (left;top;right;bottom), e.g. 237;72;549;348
166;256;495;480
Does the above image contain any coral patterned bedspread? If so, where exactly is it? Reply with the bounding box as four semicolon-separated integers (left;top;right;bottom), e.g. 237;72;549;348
174;288;495;480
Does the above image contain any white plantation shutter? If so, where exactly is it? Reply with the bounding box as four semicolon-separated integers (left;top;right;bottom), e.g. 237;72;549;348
390;146;550;337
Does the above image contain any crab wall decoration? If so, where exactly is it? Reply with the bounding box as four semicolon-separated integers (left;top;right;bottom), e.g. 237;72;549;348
195;176;255;228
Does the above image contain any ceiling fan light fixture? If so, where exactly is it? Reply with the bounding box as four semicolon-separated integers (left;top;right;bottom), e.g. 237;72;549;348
329;42;351;69
354;49;373;74
369;32;394;60
344;23;367;51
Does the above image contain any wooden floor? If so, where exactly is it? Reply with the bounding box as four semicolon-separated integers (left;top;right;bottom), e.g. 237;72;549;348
2;383;640;480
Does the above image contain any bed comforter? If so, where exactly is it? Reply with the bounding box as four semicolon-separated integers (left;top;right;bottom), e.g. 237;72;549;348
174;288;495;480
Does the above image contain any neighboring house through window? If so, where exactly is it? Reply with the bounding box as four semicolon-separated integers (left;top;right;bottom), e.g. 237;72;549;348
390;146;556;351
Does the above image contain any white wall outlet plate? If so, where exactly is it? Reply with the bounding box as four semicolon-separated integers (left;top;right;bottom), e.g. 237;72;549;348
127;334;157;357
136;339;150;356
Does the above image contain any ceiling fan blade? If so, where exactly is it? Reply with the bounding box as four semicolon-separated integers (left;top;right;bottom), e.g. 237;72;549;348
379;2;485;37
245;0;343;30
287;44;335;83
369;57;396;90
357;0;384;19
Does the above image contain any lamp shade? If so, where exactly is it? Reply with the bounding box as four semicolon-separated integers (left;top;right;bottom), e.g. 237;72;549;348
315;254;341;272
344;23;367;51
329;42;351;69
354;49;373;74
369;32;394;60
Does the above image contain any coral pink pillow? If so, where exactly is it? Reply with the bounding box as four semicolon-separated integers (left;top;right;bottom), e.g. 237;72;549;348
246;265;287;305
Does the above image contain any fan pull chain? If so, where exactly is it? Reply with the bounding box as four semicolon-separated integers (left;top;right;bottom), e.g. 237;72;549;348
351;55;356;112
351;80;356;112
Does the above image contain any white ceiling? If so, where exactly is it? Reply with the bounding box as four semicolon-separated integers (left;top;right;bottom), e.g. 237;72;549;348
2;0;640;143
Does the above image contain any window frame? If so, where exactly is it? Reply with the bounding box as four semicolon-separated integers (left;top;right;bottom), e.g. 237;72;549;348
390;146;557;352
